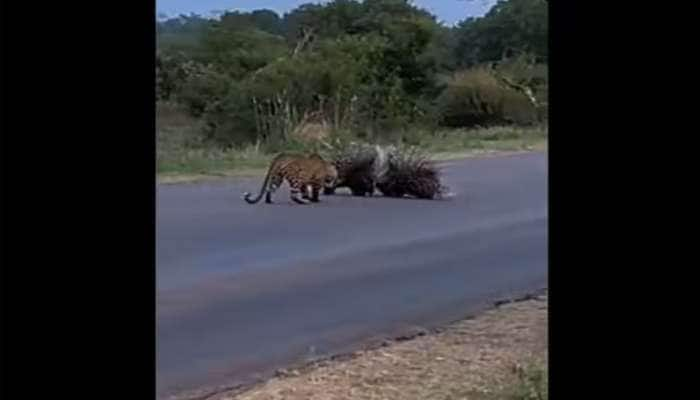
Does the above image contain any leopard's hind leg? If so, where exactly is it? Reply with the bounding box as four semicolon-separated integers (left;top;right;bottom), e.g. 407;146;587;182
288;178;310;204
265;173;284;203
301;184;312;200
309;183;321;202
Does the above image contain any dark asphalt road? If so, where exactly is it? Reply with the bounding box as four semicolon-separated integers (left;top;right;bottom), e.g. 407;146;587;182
156;152;548;399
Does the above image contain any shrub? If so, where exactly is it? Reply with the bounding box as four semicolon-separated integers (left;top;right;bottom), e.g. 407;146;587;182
437;67;538;128
176;63;231;117
156;101;205;151
507;361;548;400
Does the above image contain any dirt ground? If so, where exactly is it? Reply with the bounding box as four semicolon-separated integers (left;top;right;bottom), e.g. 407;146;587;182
214;292;548;400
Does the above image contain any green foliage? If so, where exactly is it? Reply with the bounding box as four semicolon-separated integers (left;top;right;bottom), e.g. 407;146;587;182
157;14;209;46
200;80;259;147
507;362;548;400
453;0;548;66
176;62;230;117
155;0;548;151
282;0;363;43
437;66;539;127
199;26;288;79
495;55;548;107
218;9;284;35
157;101;206;151
156;52;185;101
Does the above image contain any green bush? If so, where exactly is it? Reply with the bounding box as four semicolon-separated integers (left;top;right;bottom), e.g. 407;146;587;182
176;63;231;117
156;52;193;101
507;362;548;400
156;101;205;151
495;56;548;117
200;81;259;147
437;67;538;127
155;1;548;157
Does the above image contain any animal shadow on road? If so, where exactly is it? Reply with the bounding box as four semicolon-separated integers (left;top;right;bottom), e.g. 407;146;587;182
236;188;459;206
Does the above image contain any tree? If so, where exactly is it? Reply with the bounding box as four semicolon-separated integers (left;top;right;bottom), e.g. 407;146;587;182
453;0;548;66
156;0;548;147
199;25;287;79
217;9;284;35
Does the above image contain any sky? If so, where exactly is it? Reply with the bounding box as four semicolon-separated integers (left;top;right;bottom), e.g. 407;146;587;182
156;0;496;27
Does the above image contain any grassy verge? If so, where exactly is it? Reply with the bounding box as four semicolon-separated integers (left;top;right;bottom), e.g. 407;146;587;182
504;360;548;400
157;125;547;185
421;125;548;161
213;292;548;400
157;147;275;184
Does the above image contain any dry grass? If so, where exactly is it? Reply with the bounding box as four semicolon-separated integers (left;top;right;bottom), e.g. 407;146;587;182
157;101;547;184
423;126;547;153
156;130;547;185
214;293;548;400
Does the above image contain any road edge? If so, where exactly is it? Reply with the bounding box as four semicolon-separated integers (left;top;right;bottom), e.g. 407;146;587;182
163;287;548;400
157;148;547;186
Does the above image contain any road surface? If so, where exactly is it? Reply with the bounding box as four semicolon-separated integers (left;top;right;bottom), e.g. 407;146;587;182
156;152;548;399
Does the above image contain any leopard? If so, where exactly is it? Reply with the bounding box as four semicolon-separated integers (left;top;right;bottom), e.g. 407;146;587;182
243;152;338;205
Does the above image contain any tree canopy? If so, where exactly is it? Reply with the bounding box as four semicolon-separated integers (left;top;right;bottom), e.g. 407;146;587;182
157;0;548;146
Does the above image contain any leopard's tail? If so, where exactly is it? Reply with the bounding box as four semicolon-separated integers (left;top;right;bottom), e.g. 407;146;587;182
243;157;278;204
